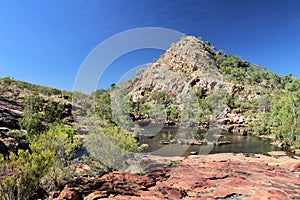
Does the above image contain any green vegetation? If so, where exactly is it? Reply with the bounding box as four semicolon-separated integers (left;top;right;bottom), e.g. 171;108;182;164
213;49;300;148
0;79;79;199
249;80;300;148
180;88;211;123
93;89;113;122
85;124;147;172
270;92;300;148
19;95;66;139
0;76;72;97
0;126;78;199
215;53;292;89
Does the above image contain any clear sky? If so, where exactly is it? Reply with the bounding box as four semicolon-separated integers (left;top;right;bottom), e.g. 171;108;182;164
0;0;299;90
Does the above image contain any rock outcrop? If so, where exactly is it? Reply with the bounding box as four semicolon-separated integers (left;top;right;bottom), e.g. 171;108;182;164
161;36;217;73
0;94;25;157
128;36;222;97
54;153;300;199
0;97;23;131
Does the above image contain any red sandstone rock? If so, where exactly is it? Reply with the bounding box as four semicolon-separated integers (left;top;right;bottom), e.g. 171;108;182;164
243;189;290;200
84;191;108;200
290;162;300;172
145;168;170;182
53;153;300;199
56;185;80;200
155;181;186;199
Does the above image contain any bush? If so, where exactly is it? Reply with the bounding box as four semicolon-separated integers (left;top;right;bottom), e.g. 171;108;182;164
0;126;78;199
5;130;26;140
19;95;67;139
85;124;147;172
0;77;13;87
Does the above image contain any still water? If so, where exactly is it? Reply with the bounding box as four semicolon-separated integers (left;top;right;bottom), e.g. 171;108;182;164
138;125;280;157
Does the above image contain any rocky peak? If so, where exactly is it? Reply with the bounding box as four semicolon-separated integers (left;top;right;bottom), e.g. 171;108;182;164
159;36;217;73
127;35;222;98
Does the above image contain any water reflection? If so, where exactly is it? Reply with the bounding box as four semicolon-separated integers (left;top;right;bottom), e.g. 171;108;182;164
138;125;280;157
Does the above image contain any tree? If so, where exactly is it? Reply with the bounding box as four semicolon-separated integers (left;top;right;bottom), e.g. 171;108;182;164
269;93;300;148
285;78;300;92
44;99;64;123
19;95;45;138
110;83;116;89
180;89;211;123
93;89;113;122
20;95;65;138
1;77;13;87
111;87;133;130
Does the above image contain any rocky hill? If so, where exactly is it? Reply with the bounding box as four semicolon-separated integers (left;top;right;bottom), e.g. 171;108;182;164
124;36;262;136
118;35;300;152
128;36;222;97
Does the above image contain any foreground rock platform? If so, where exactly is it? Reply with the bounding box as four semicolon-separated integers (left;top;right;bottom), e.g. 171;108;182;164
55;153;300;200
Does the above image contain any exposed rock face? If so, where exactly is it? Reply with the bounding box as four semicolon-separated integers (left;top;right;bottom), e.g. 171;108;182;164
0;96;25;157
161;36;217;73
54;153;300;199
128;36;222;97
0;98;23;130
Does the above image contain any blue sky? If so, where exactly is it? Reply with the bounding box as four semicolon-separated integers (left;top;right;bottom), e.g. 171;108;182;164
0;0;299;90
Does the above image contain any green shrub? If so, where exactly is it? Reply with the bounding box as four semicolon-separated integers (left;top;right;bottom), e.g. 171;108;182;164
85;124;147;172
0;126;78;199
5;130;26;140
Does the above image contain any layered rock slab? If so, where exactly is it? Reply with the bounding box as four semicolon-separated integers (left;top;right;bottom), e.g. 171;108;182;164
55;153;300;200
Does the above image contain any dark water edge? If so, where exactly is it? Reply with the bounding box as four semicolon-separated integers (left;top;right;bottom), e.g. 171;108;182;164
138;125;281;157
